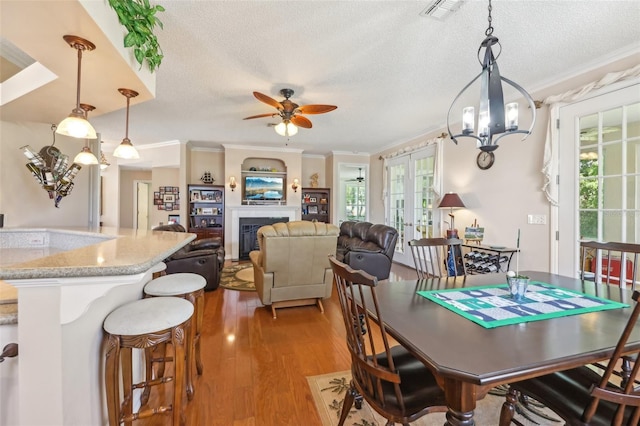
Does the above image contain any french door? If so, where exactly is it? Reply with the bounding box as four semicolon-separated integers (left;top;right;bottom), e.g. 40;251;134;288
557;82;640;277
387;145;440;266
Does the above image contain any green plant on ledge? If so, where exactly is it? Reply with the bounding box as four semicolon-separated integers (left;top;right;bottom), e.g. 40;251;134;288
108;0;165;73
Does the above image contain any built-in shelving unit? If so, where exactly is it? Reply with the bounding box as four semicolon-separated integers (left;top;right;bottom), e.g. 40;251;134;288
301;188;330;223
188;184;225;242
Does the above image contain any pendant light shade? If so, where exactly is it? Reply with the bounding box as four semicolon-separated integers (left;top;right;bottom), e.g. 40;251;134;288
113;88;140;160
73;146;99;165
56;35;97;140
73;103;99;165
99;152;111;170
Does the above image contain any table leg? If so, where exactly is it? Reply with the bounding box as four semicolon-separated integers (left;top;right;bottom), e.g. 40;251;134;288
443;379;477;426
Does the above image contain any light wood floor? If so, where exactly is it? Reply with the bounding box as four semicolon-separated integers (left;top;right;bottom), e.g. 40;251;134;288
137;261;417;426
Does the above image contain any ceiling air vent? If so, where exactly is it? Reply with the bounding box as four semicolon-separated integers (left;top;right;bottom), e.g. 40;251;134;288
419;0;465;20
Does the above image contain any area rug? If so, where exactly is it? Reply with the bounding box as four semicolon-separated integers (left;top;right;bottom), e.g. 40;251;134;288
219;263;255;291
308;370;560;426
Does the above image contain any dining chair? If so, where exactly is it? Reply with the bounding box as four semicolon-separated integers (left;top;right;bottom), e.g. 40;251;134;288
580;241;640;389
409;237;466;279
580;241;640;289
328;256;448;426
499;290;640;426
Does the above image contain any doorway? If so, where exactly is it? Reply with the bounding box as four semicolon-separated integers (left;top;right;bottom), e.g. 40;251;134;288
386;145;439;266
556;82;640;277
336;164;368;225
134;181;152;230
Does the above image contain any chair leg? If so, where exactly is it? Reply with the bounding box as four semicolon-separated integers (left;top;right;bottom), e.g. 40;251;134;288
338;383;357;426
173;323;187;426
621;356;633;388
105;335;121;426
499;386;518;426
195;293;204;375
316;298;324;313
271;305;277;319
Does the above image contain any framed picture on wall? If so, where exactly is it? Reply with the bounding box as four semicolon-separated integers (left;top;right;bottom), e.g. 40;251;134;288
163;194;175;203
168;214;180;224
165;203;173;211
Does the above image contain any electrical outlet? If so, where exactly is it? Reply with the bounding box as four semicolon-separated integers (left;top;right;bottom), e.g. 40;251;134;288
527;214;547;225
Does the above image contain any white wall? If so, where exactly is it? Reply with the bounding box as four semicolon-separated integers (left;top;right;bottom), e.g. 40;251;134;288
0;121;93;227
369;54;640;273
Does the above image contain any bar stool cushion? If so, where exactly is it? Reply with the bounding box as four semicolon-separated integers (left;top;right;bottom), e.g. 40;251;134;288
149;262;167;274
104;297;193;336
144;273;206;296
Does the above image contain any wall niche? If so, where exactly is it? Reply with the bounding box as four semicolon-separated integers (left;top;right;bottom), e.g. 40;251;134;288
241;157;288;205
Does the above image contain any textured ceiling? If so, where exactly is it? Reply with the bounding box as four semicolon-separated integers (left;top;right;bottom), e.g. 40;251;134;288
2;1;640;158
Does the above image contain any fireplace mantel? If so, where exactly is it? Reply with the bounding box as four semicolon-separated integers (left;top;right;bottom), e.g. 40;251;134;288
228;205;299;260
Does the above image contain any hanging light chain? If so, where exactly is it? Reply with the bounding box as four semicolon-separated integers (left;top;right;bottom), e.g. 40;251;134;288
485;0;494;36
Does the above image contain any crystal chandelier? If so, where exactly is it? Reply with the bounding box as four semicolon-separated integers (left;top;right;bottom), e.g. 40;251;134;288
21;125;83;208
446;0;536;153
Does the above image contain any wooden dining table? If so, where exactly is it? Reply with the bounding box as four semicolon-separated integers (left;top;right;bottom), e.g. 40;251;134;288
370;271;640;426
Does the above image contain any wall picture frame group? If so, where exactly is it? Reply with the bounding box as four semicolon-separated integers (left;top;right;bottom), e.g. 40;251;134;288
154;186;180;211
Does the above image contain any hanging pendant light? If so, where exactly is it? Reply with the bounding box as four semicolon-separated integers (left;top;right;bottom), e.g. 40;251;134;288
446;0;535;153
56;35;98;140
274;120;298;137
112;88;140;160
73;103;99;165
99;151;111;170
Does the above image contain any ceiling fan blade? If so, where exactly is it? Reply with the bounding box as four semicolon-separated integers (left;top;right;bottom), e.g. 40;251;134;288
291;115;312;128
297;104;338;115
243;113;277;120
253;92;283;110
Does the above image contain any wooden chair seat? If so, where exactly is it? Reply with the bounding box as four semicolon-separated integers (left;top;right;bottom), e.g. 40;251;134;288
499;291;640;426
329;256;448;426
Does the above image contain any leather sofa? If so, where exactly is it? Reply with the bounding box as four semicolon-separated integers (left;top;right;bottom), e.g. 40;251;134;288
336;221;398;280
153;224;225;291
249;220;339;318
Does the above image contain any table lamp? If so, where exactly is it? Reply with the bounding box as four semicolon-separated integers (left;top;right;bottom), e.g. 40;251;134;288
438;193;465;238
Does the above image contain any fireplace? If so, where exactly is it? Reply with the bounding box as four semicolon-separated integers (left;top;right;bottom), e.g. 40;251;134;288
238;217;289;260
228;205;299;260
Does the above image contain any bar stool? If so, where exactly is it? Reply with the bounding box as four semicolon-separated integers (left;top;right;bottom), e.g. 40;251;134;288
143;273;205;400
150;261;167;279
103;297;193;426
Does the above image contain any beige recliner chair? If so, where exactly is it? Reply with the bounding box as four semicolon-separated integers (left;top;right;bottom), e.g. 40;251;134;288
249;220;339;319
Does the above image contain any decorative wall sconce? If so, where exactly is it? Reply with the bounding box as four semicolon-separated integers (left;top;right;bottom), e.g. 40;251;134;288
229;176;237;191
446;0;535;153
72;103;99;165
112;88;140;160
291;178;299;192
21;124;83;208
56;35;97;140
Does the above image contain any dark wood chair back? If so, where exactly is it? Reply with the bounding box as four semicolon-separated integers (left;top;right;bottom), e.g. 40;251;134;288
328;256;446;425
580;241;640;289
500;290;640;426
409;237;466;278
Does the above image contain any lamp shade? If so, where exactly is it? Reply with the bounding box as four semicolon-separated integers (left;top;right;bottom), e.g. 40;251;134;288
73;146;99;165
438;193;465;209
113;139;139;160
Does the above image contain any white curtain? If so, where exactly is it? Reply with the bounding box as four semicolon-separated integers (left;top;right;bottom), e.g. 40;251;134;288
541;64;640;205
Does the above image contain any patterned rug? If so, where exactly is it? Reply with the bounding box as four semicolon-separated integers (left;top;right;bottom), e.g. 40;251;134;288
219;263;255;291
307;370;560;426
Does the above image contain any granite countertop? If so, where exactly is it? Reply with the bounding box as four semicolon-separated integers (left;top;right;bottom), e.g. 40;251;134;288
0;227;195;280
0;280;17;325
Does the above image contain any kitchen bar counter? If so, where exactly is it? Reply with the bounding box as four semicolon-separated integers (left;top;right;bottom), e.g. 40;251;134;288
0;227;194;426
0;227;195;279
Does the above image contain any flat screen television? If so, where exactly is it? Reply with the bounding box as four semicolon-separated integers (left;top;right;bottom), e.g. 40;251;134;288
244;176;284;200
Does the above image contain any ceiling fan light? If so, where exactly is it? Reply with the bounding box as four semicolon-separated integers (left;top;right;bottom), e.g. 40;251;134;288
73;145;98;165
274;121;298;137
57;110;97;139
113;138;139;160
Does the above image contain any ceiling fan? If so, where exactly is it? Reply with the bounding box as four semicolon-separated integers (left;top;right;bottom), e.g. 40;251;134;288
243;88;337;136
346;168;365;183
